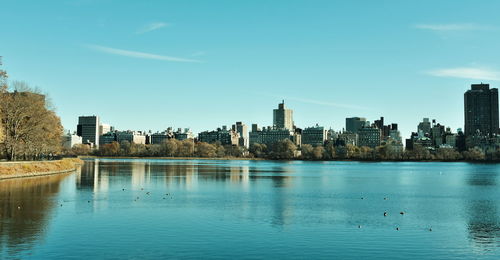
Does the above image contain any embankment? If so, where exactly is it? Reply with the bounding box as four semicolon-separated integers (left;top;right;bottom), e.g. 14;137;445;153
0;158;83;180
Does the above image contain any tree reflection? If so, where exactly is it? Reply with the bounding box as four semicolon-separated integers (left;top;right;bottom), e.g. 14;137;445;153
0;174;70;256
77;159;295;227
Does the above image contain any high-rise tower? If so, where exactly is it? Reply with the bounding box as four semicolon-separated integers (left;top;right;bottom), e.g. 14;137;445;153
464;83;499;137
273;101;293;130
77;116;100;147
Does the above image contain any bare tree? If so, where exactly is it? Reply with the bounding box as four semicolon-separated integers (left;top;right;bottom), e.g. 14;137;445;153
0;81;63;160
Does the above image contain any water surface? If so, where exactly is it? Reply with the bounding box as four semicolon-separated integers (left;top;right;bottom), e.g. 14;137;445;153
1;159;500;259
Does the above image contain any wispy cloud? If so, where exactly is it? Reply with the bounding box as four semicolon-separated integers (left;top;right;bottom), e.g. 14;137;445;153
137;22;169;34
414;23;493;31
86;44;202;63
250;92;367;110
283;96;368;110
426;67;500;81
190;51;206;57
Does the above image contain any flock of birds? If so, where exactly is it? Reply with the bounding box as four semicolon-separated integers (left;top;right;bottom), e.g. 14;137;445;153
358;196;433;232
15;191;433;232
14;187;175;213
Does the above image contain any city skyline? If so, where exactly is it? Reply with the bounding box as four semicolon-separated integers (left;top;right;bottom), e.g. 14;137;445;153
2;1;500;139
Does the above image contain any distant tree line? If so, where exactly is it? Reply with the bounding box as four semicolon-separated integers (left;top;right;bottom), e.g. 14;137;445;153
68;138;500;162
0;81;63;161
249;140;498;162
66;139;248;159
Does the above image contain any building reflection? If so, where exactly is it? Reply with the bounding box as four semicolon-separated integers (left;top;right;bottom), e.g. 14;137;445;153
270;174;293;226
130;161;147;189
75;159;295;227
0;174;70;255
465;167;500;250
77;159;98;189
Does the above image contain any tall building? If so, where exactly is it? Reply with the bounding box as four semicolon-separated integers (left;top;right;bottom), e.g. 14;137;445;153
374;117;384;130
116;131;146;144
417;118;431;135
77;116;100;147
302;124;327;146
99;123;111;136
232;122;249;148
346;117;367;133
431;123;445;147
443;128;457;148
62;132;82;149
174;128;194;140
249;124;300;146
464;83;499;137
388;129;402;144
357;127;381;148
336;131;358;146
99;132;116;145
273;101;294;130
198;126;240;145
150;131;174;144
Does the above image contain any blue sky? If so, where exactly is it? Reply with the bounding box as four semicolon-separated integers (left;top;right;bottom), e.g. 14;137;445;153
2;0;500;139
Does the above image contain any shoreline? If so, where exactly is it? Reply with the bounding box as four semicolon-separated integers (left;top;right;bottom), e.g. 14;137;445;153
79;156;265;161
0;158;84;180
78;156;499;163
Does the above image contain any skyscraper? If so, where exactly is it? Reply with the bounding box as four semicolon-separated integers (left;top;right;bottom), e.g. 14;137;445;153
345;117;367;133
77;116;100;147
232;122;249;148
464;83;499;137
273;101;293;130
417;118;431;135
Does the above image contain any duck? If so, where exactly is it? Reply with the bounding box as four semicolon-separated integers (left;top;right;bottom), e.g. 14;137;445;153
383;212;387;217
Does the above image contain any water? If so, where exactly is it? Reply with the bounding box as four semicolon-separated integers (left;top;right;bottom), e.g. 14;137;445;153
1;159;500;259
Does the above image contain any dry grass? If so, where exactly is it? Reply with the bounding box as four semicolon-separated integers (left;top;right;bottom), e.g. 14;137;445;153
0;158;83;176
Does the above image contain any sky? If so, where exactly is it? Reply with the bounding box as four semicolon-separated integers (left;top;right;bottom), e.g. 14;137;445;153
2;0;500;139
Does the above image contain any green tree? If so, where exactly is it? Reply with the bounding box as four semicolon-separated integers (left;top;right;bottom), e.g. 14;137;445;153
214;142;226;157
463;147;485;161
120;140;131;155
178;139;194;157
323;142;336;160
435;148;462;161
269;139;297;160
312;146;325;160
249;143;267;158
195;142;216;157
99;142;120;156
71;144;91;156
163;139;179;157
301;144;314;160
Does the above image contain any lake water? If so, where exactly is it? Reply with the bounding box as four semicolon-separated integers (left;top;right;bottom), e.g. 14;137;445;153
1;159;500;259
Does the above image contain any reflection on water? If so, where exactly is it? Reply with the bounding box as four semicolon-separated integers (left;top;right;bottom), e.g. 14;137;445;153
0;173;72;255
2;159;500;259
467;200;500;249
465;166;500;249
